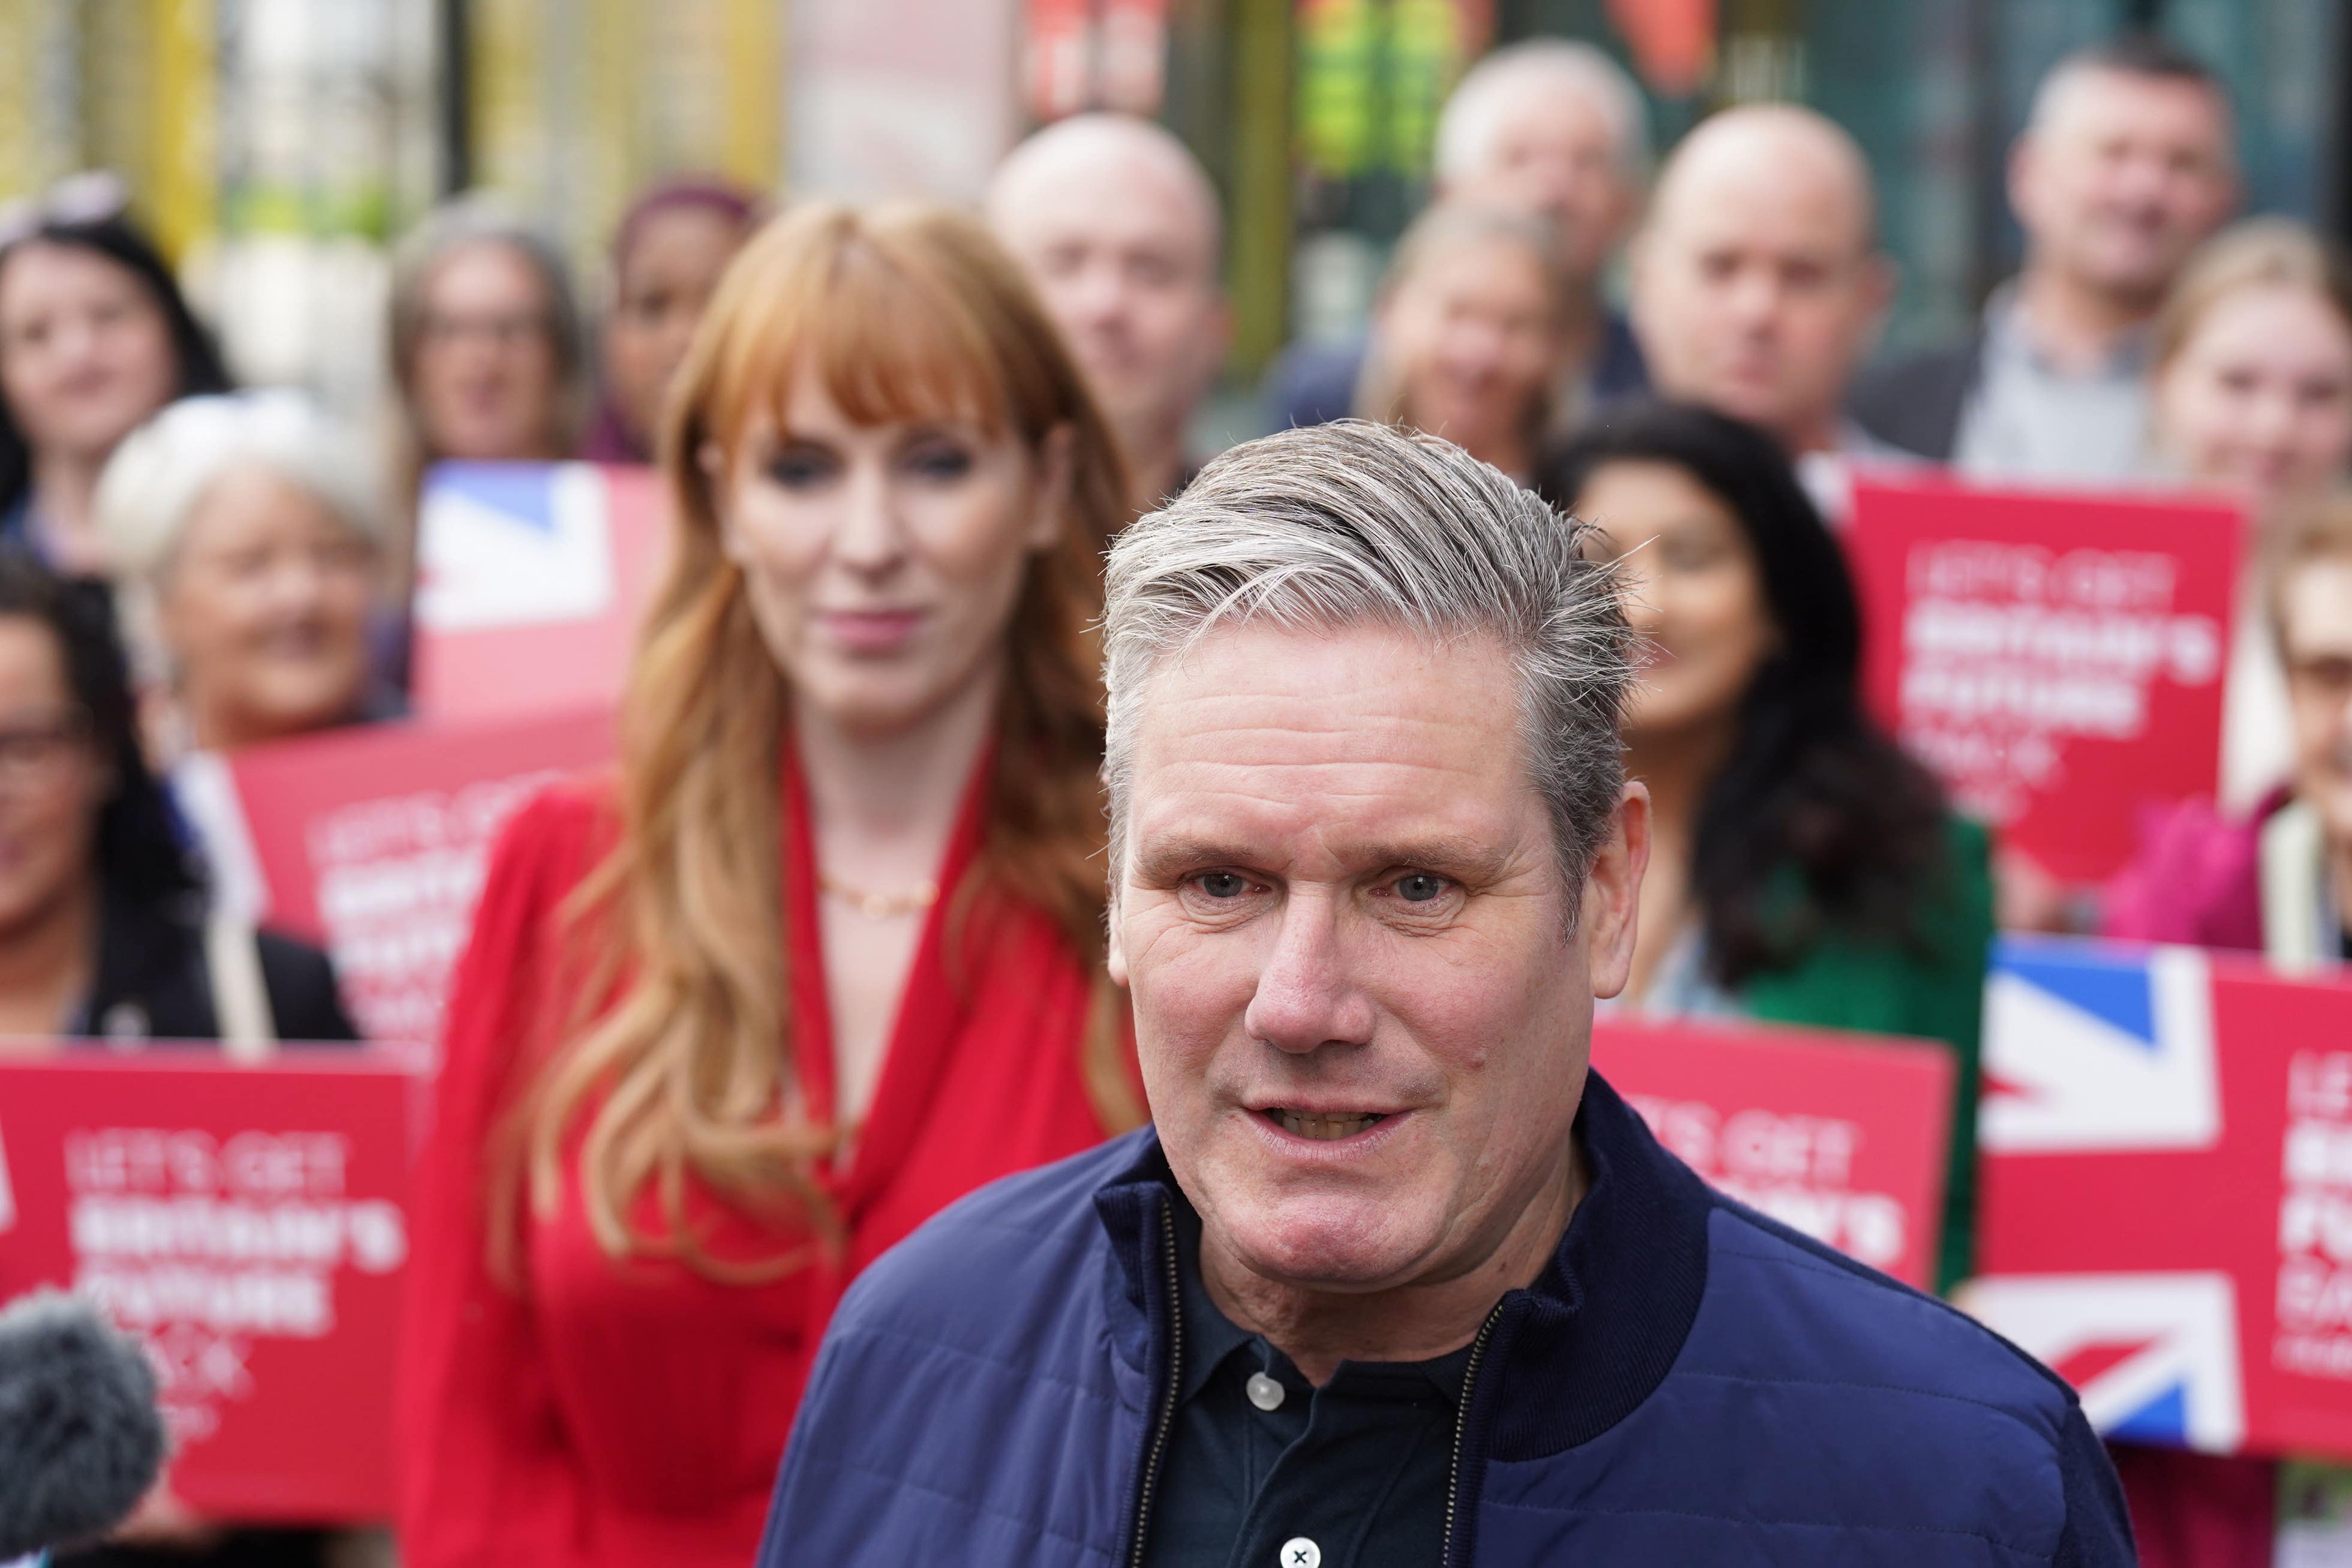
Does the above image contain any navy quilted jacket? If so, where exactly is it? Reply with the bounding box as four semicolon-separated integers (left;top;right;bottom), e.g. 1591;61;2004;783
758;1073;2134;1566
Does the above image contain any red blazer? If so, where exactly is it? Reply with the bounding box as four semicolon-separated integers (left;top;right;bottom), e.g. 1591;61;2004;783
395;756;1121;1567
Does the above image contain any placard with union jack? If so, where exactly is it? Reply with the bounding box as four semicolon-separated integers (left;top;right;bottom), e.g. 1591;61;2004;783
1972;935;2352;1459
411;461;669;721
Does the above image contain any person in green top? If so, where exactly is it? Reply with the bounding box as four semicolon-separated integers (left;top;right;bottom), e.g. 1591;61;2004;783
1550;400;1994;1290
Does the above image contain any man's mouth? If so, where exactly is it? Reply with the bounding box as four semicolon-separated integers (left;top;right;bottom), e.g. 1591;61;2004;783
1264;1109;1388;1142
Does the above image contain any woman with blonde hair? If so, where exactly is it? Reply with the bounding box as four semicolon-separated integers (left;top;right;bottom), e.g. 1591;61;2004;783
393;200;1140;1568
2148;218;2352;810
2103;218;2352;1568
1353;203;1570;487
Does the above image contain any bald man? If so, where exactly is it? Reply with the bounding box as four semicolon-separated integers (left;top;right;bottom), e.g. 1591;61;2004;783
989;114;1232;513
1631;103;1894;461
1854;34;2236;480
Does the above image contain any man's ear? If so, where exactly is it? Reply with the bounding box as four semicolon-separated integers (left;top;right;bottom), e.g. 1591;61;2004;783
1581;782;1651;1000
1857;251;1899;359
1199;296;1236;387
1106;890;1130;987
2005;133;2041;239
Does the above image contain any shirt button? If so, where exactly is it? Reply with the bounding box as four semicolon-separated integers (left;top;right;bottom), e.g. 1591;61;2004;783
1279;1539;1321;1568
1246;1371;1286;1411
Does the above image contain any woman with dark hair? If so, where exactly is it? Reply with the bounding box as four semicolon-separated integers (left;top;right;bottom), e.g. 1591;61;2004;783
0;549;356;1564
581;177;762;464
0;550;354;1048
0;174;233;577
1552;399;1993;1288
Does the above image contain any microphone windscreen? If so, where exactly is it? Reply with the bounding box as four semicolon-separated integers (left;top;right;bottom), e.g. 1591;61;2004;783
0;1289;167;1558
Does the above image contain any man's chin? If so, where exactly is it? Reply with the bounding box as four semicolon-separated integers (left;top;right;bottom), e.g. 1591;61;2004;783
1212;1200;1434;1294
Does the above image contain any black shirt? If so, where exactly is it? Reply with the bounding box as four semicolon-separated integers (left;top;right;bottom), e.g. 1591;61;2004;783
1142;1198;1475;1568
75;895;359;1044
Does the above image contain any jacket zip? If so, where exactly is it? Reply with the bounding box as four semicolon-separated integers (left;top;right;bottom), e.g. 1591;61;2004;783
1437;1302;1505;1567
1125;1201;1183;1568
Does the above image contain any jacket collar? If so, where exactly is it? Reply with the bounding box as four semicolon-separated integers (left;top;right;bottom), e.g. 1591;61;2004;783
1090;1068;1713;1458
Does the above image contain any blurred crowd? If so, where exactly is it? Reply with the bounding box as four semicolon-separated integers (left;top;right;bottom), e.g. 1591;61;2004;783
0;23;2348;1568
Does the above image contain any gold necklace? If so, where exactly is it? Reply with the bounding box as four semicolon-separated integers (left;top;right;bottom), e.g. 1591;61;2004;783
818;872;940;922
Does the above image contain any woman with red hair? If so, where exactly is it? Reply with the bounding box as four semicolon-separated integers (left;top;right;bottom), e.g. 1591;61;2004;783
395;201;1140;1567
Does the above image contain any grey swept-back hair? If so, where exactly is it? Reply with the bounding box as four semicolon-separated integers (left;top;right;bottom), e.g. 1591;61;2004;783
1103;419;1634;912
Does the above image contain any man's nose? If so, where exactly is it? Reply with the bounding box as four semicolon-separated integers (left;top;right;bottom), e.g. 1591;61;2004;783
2106;151;2176;213
1722;269;1781;330
1243;891;1376;1055
1069;265;1129;326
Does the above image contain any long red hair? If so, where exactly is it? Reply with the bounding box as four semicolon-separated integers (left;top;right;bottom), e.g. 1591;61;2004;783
494;200;1140;1281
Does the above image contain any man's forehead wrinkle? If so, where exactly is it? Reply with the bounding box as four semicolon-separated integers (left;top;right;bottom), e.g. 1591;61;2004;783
1130;781;1535;871
1134;693;1517;753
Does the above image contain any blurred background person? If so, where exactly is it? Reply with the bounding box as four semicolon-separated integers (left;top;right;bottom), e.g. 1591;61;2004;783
96;391;394;762
1354;203;1566;489
386;197;584;592
1269;37;1648;434
1855;34;2237;480
988;113;1230;514
1628;104;1896;514
1552;400;1992;1288
2092;499;2352;1568
2147;219;2352;811
0;552;353;1050
2108;495;2352;966
0;540;357;1567
395;201;1142;1568
580;177;762;465
0;174;233;580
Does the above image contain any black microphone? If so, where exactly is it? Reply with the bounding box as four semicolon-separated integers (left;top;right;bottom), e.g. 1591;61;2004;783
0;1289;167;1560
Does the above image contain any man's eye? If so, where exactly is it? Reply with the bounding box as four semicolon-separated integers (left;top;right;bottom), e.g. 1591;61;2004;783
1394;872;1449;903
1195;871;1251;899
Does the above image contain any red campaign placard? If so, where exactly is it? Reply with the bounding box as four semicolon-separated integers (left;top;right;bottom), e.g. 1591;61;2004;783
411;461;669;721
0;1049;429;1521
1847;477;2243;884
196;706;613;1046
1971;936;2352;1459
1592;1016;1955;1289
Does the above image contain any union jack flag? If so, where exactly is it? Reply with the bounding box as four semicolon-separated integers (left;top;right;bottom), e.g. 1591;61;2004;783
1970;938;2246;1453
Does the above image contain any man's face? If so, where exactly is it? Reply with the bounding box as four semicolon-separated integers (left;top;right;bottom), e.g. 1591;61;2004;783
1449;90;1636;286
1111;621;1644;1293
2012;70;2236;306
1631;153;1887;450
996;158;1229;461
2282;558;2352;845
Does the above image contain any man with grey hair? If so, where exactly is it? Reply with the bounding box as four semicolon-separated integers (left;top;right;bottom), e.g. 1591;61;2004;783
1854;33;2237;478
1270;39;1649;434
756;421;2132;1568
989;113;1232;514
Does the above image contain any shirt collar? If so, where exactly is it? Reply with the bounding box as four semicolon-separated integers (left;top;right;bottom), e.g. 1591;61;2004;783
1982;278;2150;378
1170;1194;1258;1404
1168;1184;1477;1407
1093;1070;1714;1457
